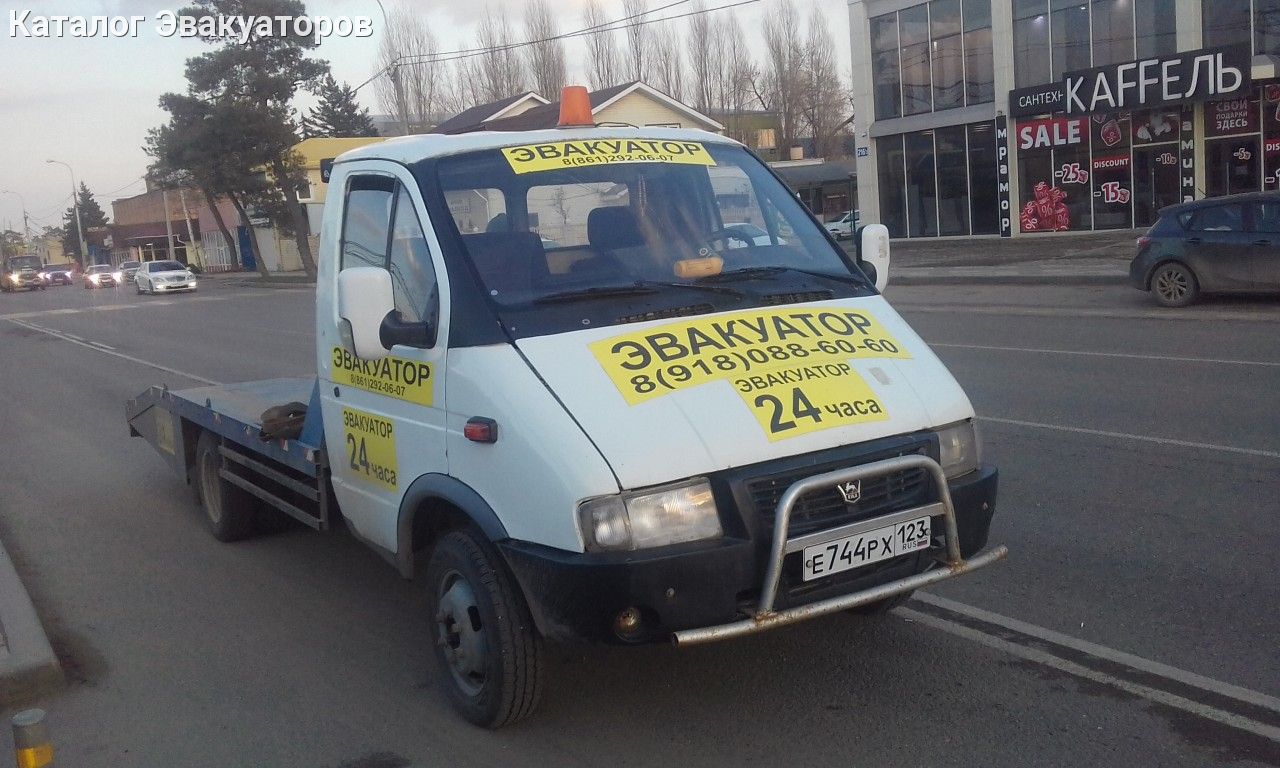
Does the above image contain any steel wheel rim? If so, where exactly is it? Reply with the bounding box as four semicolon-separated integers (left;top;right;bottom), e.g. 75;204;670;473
1155;268;1187;301
436;570;487;697
200;448;223;524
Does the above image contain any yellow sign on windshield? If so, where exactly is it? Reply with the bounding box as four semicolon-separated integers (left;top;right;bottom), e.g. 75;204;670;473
502;139;716;174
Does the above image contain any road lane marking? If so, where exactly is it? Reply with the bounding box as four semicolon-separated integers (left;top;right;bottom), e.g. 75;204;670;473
903;593;1280;741
7;318;220;386
914;593;1280;714
894;303;1280;323
929;341;1280;368
980;416;1280;460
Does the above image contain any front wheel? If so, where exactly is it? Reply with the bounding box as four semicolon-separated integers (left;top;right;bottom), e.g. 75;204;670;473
1151;262;1199;307
426;529;544;728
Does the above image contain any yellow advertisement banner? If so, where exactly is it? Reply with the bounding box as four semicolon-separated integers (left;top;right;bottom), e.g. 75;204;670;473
341;407;399;491
331;347;433;406
588;307;910;405
732;362;889;441
502;139;716;174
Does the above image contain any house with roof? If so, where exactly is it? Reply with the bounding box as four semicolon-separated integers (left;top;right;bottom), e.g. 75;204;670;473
433;82;724;134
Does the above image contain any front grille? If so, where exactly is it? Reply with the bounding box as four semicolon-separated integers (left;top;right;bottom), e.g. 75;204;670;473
616;303;716;325
746;446;931;536
759;290;833;306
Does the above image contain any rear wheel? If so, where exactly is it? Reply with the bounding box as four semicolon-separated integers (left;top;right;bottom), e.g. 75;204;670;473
425;529;544;728
194;431;257;542
1151;262;1199;307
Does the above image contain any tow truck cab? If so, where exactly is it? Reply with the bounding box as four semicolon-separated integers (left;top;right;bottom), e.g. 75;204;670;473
128;97;1004;728
3;255;45;292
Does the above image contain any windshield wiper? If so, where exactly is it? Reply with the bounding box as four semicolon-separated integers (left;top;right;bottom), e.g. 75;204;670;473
697;265;868;286
533;280;743;304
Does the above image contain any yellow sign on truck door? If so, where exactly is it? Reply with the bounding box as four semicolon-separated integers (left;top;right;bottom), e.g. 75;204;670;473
502;139;716;174
341;407;399;491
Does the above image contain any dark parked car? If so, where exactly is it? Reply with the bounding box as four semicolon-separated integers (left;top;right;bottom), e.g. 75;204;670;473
1130;192;1280;307
38;264;75;285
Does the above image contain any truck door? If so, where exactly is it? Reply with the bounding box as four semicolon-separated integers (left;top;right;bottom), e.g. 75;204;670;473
320;164;450;554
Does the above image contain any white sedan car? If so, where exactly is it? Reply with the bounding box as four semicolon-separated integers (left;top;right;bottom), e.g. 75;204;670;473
135;260;198;295
824;210;860;240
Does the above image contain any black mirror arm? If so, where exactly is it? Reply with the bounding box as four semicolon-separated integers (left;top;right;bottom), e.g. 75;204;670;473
379;311;436;350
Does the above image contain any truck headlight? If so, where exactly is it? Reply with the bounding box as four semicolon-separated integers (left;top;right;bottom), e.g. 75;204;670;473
9;272;20;281
578;480;722;551
936;420;981;478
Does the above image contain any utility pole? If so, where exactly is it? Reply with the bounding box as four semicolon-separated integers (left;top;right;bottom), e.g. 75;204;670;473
0;191;31;252
373;0;412;136
162;188;176;262
46;160;88;267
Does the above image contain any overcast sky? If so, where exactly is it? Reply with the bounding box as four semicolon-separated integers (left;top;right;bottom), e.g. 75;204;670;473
0;0;849;234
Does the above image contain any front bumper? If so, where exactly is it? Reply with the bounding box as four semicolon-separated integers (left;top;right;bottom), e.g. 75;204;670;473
154;281;197;291
501;460;1001;644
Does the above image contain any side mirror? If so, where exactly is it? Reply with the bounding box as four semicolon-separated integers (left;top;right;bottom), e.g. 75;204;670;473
337;267;395;360
857;224;891;292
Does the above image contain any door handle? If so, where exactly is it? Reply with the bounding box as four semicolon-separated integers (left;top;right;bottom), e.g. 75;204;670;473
1253;239;1272;246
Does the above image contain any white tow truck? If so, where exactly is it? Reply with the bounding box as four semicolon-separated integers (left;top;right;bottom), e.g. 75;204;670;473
127;89;1006;728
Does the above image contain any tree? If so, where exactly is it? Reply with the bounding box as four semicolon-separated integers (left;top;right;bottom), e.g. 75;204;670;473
523;0;566;98
176;0;328;279
758;0;804;153
61;182;108;264
377;4;446;133
649;20;684;100
622;0;652;82
302;74;377;138
475;8;526;102
582;0;619;91
1;230;25;258
797;5;851;158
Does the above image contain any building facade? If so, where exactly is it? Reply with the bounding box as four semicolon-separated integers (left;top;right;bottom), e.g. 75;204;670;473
850;0;1280;238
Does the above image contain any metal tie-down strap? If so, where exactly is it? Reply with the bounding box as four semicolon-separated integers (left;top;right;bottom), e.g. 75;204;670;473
673;454;1008;646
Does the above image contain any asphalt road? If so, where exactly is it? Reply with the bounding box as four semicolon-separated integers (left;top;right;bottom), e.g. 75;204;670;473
0;277;1277;767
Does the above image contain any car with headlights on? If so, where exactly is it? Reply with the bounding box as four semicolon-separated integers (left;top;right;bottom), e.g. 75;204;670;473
38;264;75;285
83;264;117;288
2;255;46;292
135;260;197;294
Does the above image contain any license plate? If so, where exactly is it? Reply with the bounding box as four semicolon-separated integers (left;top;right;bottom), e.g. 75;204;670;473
801;517;931;581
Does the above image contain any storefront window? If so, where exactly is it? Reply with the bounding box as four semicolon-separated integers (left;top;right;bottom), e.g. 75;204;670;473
1016;116;1091;232
871;14;900;120
1091;0;1134;66
1051;0;1091;80
906;131;939;236
1014;1;1050;88
964;0;994;105
1091;113;1133;229
1203;0;1250;49
931;0;964;110
1206;90;1262;197
1263;86;1280;190
901;6;932;116
1135;0;1176;58
1131;108;1181;227
968;122;1000;234
877;136;907;237
1257;0;1280;56
936;126;971;235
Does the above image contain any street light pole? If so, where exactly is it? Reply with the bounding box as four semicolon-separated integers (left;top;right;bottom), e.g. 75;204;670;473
46;160;88;267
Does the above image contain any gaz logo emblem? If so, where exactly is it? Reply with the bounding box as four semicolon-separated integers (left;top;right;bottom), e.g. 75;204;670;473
836;480;862;504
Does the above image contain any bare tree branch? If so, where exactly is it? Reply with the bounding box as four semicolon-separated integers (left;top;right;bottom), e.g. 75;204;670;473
523;0;566;97
582;0;619;90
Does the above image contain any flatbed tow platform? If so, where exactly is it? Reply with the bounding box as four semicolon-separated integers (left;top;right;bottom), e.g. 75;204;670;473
126;377;332;530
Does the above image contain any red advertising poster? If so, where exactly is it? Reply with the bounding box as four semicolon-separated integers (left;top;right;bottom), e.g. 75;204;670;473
1015;117;1090;150
1092;154;1131;171
1019;181;1071;231
1205;95;1260;137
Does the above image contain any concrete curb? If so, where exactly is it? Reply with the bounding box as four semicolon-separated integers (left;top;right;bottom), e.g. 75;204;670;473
0;542;62;705
892;272;1128;286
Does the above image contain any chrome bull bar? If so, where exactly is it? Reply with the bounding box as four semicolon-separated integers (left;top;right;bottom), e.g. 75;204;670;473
672;454;1008;646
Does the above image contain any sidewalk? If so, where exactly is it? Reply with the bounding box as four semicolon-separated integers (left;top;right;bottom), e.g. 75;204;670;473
864;230;1137;285
892;257;1128;286
0;538;61;706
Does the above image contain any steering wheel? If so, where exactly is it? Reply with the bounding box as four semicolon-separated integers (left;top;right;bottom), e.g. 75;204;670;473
699;225;758;254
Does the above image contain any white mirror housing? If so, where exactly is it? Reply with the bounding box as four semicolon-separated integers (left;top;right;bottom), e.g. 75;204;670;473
337;267;395;360
860;224;891;292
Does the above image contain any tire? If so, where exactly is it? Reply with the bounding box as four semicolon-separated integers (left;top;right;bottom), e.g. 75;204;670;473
1150;262;1199;307
848;589;915;616
425;529;544;728
194;431;257;542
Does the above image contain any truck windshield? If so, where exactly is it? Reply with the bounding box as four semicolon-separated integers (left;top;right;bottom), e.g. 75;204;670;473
427;139;871;333
7;256;40;271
